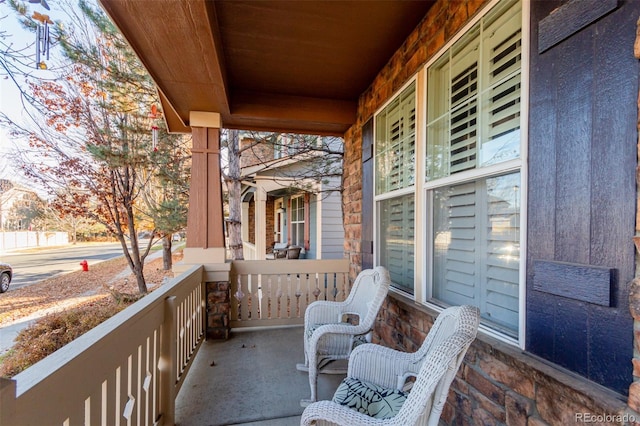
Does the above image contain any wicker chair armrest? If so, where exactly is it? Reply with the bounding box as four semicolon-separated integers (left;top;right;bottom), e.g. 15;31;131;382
305;300;348;325
301;400;387;426
308;323;370;349
347;343;422;389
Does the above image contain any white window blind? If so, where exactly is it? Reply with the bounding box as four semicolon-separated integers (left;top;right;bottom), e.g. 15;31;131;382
433;173;520;334
378;194;415;294
376;83;416;195
427;0;521;180
427;0;522;336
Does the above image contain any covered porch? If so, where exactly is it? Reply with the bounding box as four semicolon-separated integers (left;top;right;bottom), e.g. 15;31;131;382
1;263;632;425
5;0;640;424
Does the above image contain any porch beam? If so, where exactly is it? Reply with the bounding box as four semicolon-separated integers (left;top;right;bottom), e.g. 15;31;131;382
225;91;357;136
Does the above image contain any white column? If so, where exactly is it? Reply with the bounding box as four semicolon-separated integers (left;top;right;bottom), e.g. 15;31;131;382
255;186;268;260
241;201;250;243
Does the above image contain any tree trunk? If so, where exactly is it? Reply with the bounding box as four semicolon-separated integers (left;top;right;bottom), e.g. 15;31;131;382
133;263;147;294
226;129;244;260
118;233;148;294
122;190;148;294
162;235;172;270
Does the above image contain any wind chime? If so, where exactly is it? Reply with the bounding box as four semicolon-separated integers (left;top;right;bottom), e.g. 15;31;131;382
148;104;161;151
32;9;52;70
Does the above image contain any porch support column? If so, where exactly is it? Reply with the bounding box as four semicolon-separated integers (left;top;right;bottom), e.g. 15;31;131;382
254;186;268;260
183;112;226;264
241;201;250;244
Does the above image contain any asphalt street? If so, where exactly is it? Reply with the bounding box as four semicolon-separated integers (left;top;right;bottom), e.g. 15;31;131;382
0;241;142;290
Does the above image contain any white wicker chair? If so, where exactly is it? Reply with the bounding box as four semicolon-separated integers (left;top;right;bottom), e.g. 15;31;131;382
297;266;391;405
300;305;480;426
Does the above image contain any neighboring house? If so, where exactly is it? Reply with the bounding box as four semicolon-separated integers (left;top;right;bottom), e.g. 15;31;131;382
238;135;344;260
0;179;42;231
93;0;640;422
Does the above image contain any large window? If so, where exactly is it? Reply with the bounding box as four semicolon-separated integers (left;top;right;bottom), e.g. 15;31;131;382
375;82;416;293
426;0;522;336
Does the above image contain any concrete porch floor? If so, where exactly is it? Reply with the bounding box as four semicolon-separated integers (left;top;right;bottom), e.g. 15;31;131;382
175;327;346;426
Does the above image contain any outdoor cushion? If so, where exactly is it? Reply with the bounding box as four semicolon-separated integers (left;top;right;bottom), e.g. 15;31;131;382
331;376;407;419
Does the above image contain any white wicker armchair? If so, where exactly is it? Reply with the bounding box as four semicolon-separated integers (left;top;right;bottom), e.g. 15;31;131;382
300;305;480;426
297;266;391;405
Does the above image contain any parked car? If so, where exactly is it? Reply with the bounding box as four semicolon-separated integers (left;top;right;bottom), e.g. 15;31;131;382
0;262;12;293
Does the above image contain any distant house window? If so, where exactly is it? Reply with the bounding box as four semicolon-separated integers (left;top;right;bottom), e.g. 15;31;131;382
374;82;416;294
290;195;305;247
274;135;292;159
426;0;523;336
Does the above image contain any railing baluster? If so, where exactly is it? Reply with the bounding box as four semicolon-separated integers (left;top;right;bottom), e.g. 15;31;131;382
152;330;158;424
229;259;349;327
160;296;177;426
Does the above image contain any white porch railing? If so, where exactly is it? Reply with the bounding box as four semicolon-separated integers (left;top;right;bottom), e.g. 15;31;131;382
0;265;206;426
230;259;350;328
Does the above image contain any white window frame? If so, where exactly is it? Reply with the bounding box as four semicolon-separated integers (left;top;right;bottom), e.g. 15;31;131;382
373;78;418;296
421;0;529;347
372;0;529;348
290;195;305;247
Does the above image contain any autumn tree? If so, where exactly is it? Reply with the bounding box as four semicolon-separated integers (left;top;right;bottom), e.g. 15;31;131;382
1;0;190;292
138;133;191;270
34;197;105;242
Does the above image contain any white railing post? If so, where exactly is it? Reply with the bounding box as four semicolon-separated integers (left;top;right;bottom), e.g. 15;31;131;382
201;281;208;340
159;296;177;425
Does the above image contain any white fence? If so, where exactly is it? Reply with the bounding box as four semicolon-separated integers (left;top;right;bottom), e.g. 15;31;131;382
0;231;69;251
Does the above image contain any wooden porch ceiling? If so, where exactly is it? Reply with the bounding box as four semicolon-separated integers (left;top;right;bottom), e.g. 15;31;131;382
98;0;435;136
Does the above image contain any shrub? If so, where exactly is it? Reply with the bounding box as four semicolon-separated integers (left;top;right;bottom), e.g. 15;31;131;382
0;299;130;378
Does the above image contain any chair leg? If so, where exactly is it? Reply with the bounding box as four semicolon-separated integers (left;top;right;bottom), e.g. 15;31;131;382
296;342;310;371
300;348;318;406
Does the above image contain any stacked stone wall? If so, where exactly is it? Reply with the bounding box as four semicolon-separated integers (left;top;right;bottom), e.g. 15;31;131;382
375;295;636;425
207;281;230;339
